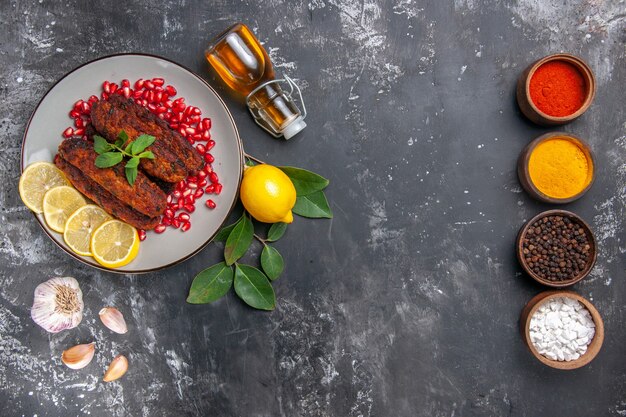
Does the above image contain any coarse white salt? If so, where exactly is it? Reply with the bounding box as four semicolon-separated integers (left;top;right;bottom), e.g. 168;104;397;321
529;297;595;361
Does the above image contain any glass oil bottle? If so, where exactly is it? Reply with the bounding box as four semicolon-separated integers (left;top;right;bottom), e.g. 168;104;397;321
205;23;307;139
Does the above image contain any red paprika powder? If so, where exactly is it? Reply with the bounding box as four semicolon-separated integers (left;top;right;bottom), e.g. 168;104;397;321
529;61;586;117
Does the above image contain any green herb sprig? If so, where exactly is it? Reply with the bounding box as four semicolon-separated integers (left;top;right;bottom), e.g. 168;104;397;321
93;130;155;186
187;161;332;310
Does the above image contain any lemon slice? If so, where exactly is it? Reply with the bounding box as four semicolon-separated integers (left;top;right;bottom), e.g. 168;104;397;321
91;220;139;268
63;205;111;256
42;186;87;233
19;162;70;213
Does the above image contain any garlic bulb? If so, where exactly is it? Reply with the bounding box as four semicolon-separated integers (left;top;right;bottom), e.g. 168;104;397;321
103;354;129;382
62;342;96;369
31;277;83;333
99;307;128;334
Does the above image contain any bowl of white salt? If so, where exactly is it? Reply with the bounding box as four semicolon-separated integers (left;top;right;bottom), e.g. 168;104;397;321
520;290;604;370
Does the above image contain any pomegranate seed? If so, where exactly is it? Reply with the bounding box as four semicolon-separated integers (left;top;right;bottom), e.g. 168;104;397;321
144;80;155;90
170;123;179;129
133;90;143;99
63;127;74;138
177;180;186;190
102;81;110;93
178;199;184;209
164;100;173;109
172;219;181;229
173;190;182;198
183;204;195;213
178;213;190;221
198;179;208;188
204;153;215;164
155;92;163;102
194;189;204;199
205;184;215;193
193;107;202;115
134;79;144;89
209;172;219;184
197;170;207;179
184;106;194;117
101;92;109;100
122;86;131;98
89;94;99;102
162;217;172;226
191;133;202;142
175;103;186;112
142;90;150;100
202;118;212;131
81;102;90;114
206;199;216;209
158;114;165;120
109;83;118;94
121;79;130;88
173;97;185;105
201;130;212;141
148;104;157;112
138;229;147;241
189;115;201;124
152;77;165;86
74;128;85;136
156;106;167;114
196;144;206;154
166;195;173;204
188;182;198;189
165;85;177;96
185;195;195;205
141;99;148;107
214;184;223;195
207;139;216;150
203;165;213;174
69;110;80;118
181;222;191;232
154;224;166;234
187;176;198;183
185;127;196;136
148;91;156;103
182;188;192;197
74;118;84;128
165;209;174;218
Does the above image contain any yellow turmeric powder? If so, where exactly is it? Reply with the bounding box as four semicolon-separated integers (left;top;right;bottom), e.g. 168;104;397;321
528;137;593;199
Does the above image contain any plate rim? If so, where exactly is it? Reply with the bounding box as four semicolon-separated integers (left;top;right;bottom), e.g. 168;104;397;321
20;52;244;275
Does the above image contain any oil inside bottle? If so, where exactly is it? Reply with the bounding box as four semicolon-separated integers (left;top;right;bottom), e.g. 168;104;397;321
205;23;306;139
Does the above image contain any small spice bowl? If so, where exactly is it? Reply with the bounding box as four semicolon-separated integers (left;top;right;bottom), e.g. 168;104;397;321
516;210;597;287
518;132;595;204
516;53;596;126
520;290;604;370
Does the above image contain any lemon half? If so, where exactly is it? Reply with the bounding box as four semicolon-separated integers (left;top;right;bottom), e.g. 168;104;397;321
90;220;139;268
42;186;87;233
19;162;70;213
64;205;111;256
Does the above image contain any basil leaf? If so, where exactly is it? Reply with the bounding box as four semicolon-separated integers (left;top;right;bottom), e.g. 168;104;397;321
224;215;253;265
117;130;129;143
125;157;140;169
124;141;134;154
234;264;275;310
132;134;156;154
95;152;123;168
292;191;333;218
125;166;138;186
187;262;234;304
214;216;242;242
267;222;287;242
138;151;155;160
93;135;112;154
260;245;284;280
278;166;329;196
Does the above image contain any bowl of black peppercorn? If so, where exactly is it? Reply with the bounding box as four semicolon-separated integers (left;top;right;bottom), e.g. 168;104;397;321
516;210;597;287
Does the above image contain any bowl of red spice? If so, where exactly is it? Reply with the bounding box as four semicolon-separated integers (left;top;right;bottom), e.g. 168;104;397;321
516;210;597;287
516;53;596;126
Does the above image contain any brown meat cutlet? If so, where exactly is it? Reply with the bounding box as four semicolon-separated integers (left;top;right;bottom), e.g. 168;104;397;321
91;95;203;182
54;155;160;230
58;138;166;218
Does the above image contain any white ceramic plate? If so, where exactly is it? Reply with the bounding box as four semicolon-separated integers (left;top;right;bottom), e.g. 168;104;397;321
21;54;243;274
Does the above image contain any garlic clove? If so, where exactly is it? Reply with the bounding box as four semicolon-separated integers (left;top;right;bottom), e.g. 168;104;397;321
99;307;128;334
61;342;96;369
31;277;84;333
103;354;128;382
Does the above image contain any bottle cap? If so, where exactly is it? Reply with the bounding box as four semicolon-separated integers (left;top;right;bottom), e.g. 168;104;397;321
282;116;307;140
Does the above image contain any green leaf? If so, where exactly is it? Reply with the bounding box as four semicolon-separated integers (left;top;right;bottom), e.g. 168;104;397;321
138;151;155;160
292;191;333;218
95;152;123;168
214;217;242;242
117;130;129;143
267;222;287;242
115;137;125;148
93;135;112;154
125;157;140;169
124;141;134;154
224;215;253;265
234;264;275;310
186;262;234;304
125;166;138;186
132;134;156;154
260;245;284;280
278;166;329;196
245;159;256;167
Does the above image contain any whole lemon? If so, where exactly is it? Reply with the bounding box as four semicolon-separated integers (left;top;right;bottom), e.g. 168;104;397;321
240;164;296;223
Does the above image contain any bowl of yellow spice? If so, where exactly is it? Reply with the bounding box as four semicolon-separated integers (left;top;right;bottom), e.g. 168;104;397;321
518;132;595;203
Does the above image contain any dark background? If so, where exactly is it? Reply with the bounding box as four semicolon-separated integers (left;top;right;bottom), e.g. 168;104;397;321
1;1;625;416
